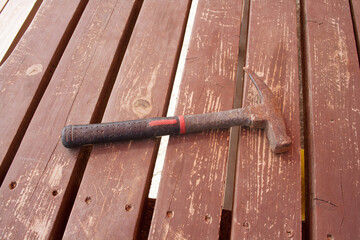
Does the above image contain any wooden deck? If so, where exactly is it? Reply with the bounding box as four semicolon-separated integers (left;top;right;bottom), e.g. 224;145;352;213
0;0;359;239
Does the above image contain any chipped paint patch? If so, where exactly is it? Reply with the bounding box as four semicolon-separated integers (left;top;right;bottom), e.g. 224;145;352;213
26;64;43;76
48;163;63;187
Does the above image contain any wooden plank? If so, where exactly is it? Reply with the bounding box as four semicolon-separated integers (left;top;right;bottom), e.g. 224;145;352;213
0;0;38;62
63;0;191;239
149;0;243;239
231;0;301;239
0;0;138;239
0;0;87;183
303;0;360;238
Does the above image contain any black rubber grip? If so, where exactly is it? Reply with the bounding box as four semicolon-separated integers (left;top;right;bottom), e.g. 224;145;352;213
61;117;180;148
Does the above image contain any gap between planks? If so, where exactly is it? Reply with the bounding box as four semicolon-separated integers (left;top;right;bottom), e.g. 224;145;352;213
300;0;312;237
223;0;250;211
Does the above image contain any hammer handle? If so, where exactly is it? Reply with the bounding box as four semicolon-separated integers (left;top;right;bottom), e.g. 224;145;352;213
61;116;182;148
61;108;253;148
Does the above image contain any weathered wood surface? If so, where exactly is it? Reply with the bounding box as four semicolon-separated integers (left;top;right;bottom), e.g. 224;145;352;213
0;0;87;183
1;0;360;238
231;0;301;239
149;0;243;239
63;0;191;238
0;0;138;238
0;0;38;62
303;0;360;239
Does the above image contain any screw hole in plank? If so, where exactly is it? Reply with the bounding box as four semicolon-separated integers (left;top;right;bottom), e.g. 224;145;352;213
125;204;132;211
204;214;212;224
9;181;17;190
52;190;59;197
327;234;334;240
85;196;92;204
166;210;174;218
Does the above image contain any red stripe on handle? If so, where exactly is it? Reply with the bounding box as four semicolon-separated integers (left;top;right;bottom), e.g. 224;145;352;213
179;115;186;134
149;119;177;127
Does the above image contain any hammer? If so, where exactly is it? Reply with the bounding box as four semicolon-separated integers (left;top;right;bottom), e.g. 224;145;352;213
61;68;291;153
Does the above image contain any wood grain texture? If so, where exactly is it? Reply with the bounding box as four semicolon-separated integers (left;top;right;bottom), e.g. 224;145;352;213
231;0;301;239
0;0;137;238
148;0;243;239
0;0;37;62
63;0;191;239
0;0;86;183
303;0;360;238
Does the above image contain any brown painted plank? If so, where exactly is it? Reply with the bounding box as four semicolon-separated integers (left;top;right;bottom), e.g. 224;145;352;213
0;0;138;239
63;0;191;239
149;0;243;239
0;0;87;183
303;0;360;239
231;0;301;239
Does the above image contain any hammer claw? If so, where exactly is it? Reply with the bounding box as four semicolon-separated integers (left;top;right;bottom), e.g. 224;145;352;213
243;67;291;153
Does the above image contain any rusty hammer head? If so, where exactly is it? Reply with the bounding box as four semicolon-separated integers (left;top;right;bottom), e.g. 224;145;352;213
244;67;291;153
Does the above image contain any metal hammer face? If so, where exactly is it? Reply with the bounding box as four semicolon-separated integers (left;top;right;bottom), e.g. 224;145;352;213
61;68;291;153
243;68;291;153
